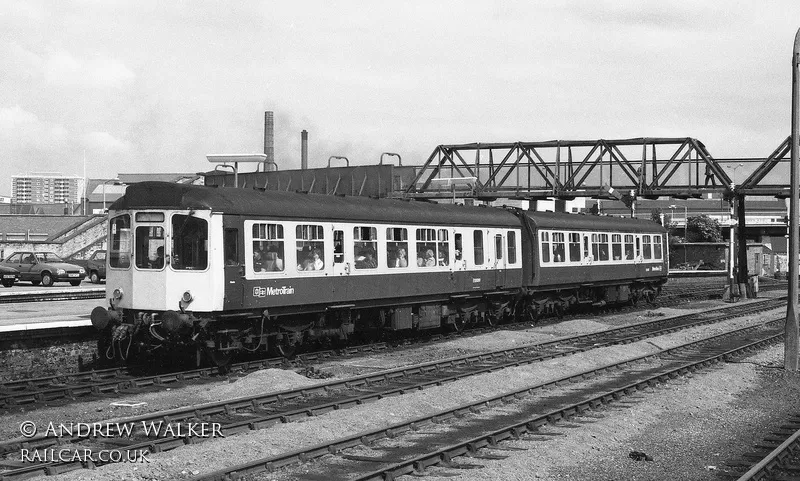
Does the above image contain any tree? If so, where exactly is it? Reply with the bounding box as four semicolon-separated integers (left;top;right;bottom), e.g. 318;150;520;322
685;214;723;242
650;208;664;226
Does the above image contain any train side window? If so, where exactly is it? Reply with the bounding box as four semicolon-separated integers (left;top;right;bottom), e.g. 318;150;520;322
172;214;208;270
297;224;325;272
612;234;622;260
653;235;663;259
598;233;609;261
455;233;463;261
552;232;565;262
136;225;165;269
541;231;550;263
438;229;449;266
416;228;437;267
568;233;581;262
473;230;484;266
643;235;652;260
109;214;131;268
494;234;503;263
635;236;642;258
386;227;408;268
507;231;517;264
591;233;600;261
334;230;344;264
224;228;238;266
253;223;284;272
354;226;378;269
624;234;635;260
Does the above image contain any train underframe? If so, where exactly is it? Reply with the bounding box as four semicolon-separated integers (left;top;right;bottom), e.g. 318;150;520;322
93;279;665;367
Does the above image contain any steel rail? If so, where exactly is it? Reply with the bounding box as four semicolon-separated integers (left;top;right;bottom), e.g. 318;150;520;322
0;305;782;479
189;320;783;481
0;282;747;411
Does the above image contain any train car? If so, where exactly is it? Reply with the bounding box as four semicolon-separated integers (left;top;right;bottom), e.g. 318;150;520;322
90;182;667;365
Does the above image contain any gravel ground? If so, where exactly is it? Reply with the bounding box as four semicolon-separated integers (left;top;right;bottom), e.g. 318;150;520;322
6;292;793;481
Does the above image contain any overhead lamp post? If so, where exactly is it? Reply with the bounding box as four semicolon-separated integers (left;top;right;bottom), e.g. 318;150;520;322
207;154;268;188
101;179;122;213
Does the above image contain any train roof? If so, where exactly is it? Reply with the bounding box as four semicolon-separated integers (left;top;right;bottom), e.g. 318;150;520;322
525;211;667;233
110;182;521;227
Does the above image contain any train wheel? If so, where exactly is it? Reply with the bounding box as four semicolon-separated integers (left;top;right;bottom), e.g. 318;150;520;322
205;347;233;368
644;291;656;305
448;315;465;333
554;302;565;320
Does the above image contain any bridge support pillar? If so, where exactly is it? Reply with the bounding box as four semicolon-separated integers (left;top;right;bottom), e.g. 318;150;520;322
736;194;752;297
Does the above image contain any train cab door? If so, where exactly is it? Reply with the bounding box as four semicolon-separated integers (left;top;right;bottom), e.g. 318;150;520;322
494;233;506;287
222;219;244;309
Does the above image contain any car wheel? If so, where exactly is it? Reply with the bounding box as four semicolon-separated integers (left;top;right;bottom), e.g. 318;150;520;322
70;280;82;287
41;272;54;287
1;280;13;288
90;271;101;284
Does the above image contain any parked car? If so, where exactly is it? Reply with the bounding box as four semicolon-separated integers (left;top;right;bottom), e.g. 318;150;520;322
0;264;20;287
67;250;106;284
0;251;86;287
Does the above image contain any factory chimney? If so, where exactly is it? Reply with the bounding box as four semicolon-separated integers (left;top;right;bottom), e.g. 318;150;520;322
301;130;308;170
263;111;274;172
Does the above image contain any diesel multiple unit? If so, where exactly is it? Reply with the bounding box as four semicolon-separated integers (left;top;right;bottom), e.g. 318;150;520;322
91;182;668;365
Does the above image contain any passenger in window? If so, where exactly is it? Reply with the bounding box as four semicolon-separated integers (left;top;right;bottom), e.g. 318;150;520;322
356;249;377;269
424;249;436;267
150;246;165;269
253;249;265;272
299;248;324;271
264;246;284;272
392;248;408;268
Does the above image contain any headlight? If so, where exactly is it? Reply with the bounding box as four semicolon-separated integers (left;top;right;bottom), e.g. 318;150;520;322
181;291;193;303
56;269;66;275
79;268;85;274
112;288;124;300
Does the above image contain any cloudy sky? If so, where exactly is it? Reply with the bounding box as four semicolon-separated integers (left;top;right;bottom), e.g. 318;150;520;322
1;1;799;192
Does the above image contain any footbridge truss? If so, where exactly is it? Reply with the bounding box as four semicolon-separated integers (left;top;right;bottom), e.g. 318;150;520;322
402;137;791;201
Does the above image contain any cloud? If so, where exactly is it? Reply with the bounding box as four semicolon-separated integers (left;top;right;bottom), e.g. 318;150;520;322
43;49;135;89
1;42;134;89
82;131;131;153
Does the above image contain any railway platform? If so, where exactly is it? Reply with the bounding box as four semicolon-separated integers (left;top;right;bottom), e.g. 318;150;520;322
0;286;104;345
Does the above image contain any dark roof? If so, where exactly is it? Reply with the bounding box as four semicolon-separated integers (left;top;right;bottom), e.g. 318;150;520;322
111;182;522;227
525;211;667;233
113;182;671;232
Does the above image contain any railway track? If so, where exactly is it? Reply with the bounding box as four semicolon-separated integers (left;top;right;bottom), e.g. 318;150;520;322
730;416;800;480
0;291;784;413
0;296;783;479
190;319;783;481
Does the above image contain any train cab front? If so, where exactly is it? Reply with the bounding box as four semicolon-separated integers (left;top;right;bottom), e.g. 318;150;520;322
91;208;221;366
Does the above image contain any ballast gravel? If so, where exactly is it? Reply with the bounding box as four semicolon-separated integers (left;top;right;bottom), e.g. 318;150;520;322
11;291;797;481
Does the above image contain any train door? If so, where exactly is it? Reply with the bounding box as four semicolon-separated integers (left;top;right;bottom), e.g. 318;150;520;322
222;220;243;309
332;227;349;277
582;234;593;265
494;233;506;287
